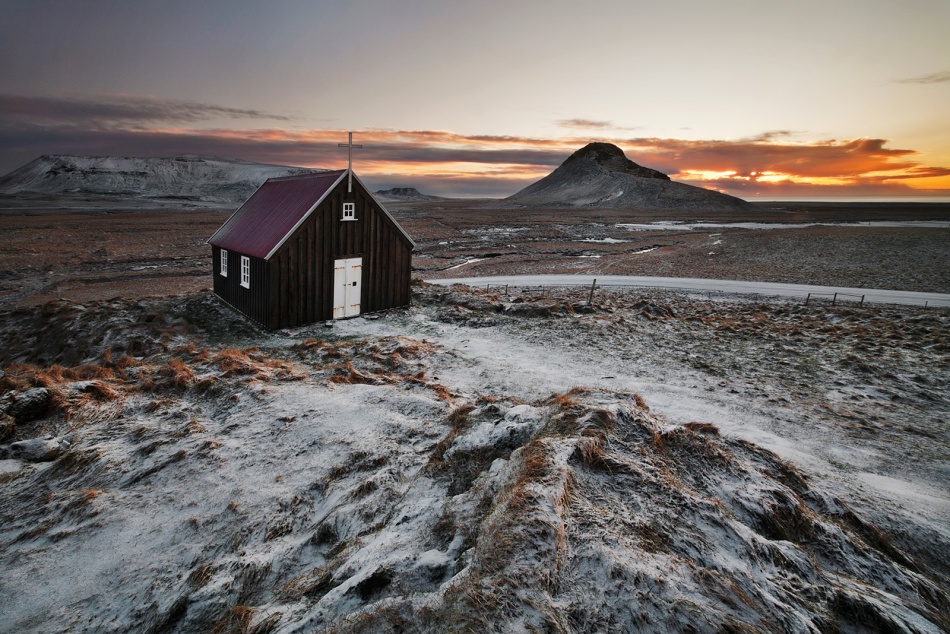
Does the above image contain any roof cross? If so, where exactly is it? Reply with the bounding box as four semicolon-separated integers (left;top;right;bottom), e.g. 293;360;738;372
337;131;363;193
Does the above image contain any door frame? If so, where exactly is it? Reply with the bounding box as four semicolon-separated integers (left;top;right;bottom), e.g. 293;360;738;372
332;257;362;319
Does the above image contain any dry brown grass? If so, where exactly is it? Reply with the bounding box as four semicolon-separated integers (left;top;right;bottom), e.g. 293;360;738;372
572;434;610;470
425;403;475;472
187;562;215;588
279;567;334;602
81;488;106;501
518;440;551;483
684;422;720;435
329;361;389;386
0;362;119;391
145;358;196;391
210;604;255;634
207;348;306;382
544;388;589;410
214;349;258;376
403;376;454;401
447;404;475;428
82;380;121;402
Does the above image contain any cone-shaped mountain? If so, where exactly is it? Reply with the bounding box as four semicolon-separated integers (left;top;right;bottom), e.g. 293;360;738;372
505;142;748;210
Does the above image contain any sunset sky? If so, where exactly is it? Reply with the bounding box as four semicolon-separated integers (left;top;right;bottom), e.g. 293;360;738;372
1;0;948;199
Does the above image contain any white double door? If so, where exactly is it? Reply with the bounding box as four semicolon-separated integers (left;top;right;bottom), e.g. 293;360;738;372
333;257;362;319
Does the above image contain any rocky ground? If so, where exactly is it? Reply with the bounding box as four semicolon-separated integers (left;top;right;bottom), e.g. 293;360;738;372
0;207;224;309
0;283;947;633
1;200;948;311
402;202;950;293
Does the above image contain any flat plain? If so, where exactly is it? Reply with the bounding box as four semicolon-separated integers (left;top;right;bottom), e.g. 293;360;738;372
1;197;948;310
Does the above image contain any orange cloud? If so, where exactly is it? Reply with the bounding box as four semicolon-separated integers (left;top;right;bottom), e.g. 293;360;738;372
2;94;948;199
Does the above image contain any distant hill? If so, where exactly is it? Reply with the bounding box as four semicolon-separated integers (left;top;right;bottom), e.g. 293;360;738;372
374;187;445;202
0;155;322;204
504;143;749;210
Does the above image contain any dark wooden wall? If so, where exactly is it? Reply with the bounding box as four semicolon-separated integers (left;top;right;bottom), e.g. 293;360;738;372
212;246;272;328
267;177;413;329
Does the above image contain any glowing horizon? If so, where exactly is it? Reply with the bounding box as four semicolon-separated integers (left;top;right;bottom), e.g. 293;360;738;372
1;1;948;201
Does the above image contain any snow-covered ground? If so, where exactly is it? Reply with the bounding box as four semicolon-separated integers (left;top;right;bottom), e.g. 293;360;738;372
0;287;947;632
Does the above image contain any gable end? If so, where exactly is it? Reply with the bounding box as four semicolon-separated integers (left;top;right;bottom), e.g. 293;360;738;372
263;170;349;260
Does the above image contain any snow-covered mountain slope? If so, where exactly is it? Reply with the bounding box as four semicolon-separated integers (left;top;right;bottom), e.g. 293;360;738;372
0;155;322;204
374;187;445;202
505;143;749;210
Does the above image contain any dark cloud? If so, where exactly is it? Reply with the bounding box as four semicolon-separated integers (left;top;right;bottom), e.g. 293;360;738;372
556;119;642;132
557;119;614;129
742;130;797;142
896;70;950;84
0;95;293;126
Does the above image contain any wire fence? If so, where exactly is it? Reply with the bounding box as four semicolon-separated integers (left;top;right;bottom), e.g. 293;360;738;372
474;279;946;309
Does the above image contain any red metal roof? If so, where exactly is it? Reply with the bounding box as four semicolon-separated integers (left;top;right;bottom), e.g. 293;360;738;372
208;170;347;259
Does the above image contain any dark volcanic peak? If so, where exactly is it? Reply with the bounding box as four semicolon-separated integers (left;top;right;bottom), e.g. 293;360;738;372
564;142;670;180
505;142;748;210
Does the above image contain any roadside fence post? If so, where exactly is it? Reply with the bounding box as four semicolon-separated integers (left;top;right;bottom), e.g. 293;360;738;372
859;295;865;307
588;278;597;304
805;293;810;305
832;293;838;306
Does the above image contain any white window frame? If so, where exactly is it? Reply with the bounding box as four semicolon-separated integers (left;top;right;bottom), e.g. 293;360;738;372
220;249;228;277
240;255;250;288
342;202;355;221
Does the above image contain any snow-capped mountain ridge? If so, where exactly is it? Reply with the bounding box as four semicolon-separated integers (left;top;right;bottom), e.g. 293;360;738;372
0;155;323;204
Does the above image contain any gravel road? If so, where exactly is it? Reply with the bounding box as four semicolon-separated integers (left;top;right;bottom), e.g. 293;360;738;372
430;274;950;307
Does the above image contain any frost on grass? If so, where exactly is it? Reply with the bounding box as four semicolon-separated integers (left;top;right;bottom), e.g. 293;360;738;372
0;290;948;633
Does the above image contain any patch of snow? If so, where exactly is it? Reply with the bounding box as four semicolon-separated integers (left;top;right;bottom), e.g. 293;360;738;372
580;238;629;244
446;258;485;270
0;459;22;476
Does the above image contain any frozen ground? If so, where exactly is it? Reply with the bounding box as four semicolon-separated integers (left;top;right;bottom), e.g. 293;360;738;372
0;285;947;632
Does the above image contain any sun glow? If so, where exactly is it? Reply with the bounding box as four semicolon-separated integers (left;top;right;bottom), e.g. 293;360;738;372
78;124;950;199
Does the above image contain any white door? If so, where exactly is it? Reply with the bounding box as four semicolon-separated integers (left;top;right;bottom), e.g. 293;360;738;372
332;257;362;319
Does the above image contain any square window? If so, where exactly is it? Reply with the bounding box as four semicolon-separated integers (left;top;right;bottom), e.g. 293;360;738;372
220;249;228;277
343;202;355;220
240;256;250;288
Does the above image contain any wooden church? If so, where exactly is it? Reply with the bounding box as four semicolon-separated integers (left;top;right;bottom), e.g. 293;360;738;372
208;150;414;329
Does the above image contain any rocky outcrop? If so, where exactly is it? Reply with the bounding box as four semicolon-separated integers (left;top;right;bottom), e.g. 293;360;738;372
8;436;64;462
7;387;50;423
374;187;444;202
